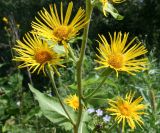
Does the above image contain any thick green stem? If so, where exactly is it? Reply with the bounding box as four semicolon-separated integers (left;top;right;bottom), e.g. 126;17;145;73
76;0;93;131
47;68;75;126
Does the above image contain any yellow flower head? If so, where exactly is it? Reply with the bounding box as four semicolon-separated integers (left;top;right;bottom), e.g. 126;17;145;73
2;17;8;24
64;94;79;110
31;2;88;47
106;92;147;132
100;0;125;16
13;33;64;75
95;32;148;77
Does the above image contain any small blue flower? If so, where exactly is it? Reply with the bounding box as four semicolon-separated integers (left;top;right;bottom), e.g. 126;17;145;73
96;109;103;116
103;115;111;123
87;108;95;114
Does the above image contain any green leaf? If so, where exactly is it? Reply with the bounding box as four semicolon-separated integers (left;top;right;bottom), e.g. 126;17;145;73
78;110;91;133
96;1;124;20
0;63;7;68
68;74;100;90
39;37;66;54
0;73;23;95
29;84;77;131
104;3;124;20
53;44;66;54
23;107;41;123
69;36;92;45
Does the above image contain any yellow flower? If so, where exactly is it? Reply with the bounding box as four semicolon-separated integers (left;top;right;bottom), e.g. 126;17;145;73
64;94;79;110
106;92;147;132
31;2;88;48
100;0;125;16
95;32;148;77
2;17;8;24
13;33;64;75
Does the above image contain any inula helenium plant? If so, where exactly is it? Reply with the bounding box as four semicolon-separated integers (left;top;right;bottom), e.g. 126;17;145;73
11;0;150;133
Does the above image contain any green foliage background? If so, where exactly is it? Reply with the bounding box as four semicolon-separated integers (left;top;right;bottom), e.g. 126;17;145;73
0;0;160;132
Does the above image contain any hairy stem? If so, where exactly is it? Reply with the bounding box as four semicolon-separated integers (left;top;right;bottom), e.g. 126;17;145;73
76;0;93;131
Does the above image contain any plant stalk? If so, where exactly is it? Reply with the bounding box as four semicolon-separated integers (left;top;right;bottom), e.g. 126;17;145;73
47;68;75;126
75;0;93;132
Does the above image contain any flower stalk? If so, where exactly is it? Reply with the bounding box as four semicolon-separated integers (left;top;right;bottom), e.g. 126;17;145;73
47;67;75;126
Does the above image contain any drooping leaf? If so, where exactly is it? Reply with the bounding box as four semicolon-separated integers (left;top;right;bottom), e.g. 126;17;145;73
105;3;124;20
96;1;124;20
29;84;77;131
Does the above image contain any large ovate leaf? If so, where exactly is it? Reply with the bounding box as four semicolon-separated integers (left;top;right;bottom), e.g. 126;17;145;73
29;84;77;131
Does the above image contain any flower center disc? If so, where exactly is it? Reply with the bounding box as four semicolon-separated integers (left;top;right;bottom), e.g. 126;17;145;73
53;26;71;41
72;100;79;109
108;54;124;69
119;103;131;116
35;50;52;64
